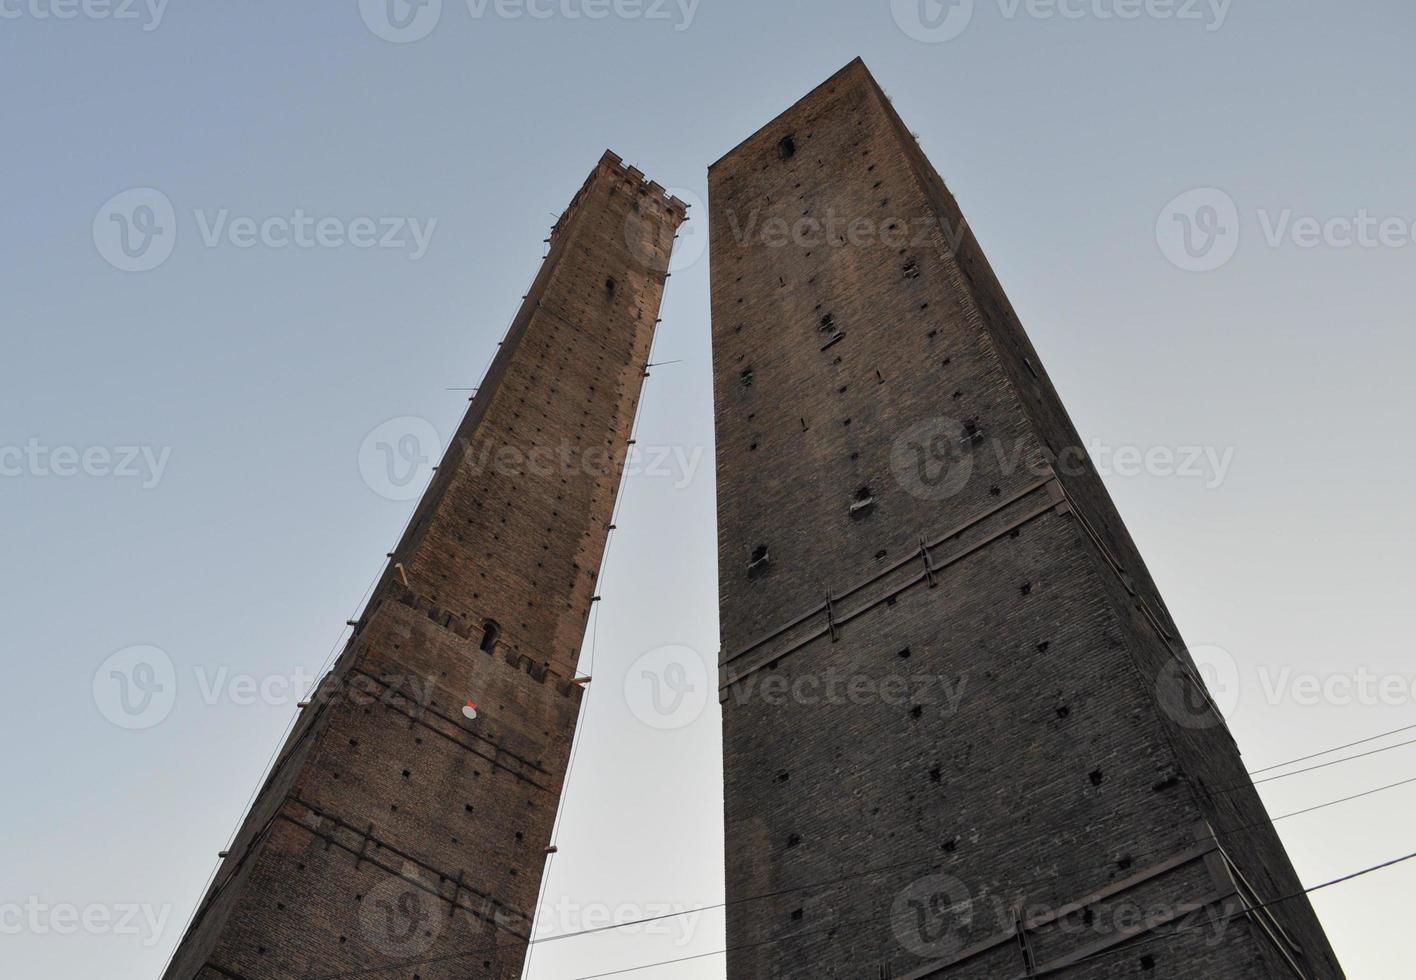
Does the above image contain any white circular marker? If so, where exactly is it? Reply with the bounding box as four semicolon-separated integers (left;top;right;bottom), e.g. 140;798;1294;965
461;701;478;721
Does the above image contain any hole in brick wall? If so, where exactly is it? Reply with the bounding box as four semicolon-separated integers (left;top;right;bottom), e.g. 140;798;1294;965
1117;855;1134;870
605;277;617;295
1019;583;1032;596
1153;774;1181;792
791;908;803;921
1140;954;1157;970
898;648;912;659
740;367;754;387
903;259;921;279
747;545;771;578
1037;641;1051;653
874;549;887;560
929;767;942;782
787;833;801;848
1082;909;1094;926
962;419;984;444
480;620;500;653
1056;706;1070;719
942;839;957;853
778;135;797;160
819;313;836;334
402;769;411;779
910;705;923;719
1089;770;1105;786
850;486;876;517
777;771;790;782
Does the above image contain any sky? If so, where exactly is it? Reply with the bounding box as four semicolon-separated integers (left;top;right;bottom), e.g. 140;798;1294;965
2;1;1415;977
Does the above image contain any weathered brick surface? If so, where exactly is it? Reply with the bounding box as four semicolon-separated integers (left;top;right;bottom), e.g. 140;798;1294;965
163;152;686;980
710;59;1342;979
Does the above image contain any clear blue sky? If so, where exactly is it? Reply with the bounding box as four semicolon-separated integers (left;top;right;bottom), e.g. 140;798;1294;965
3;2;1414;977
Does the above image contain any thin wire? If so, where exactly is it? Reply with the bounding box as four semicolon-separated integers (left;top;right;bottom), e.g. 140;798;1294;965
569;848;1416;980
1037;848;1416;976
1247;720;1416;775
303;767;1416;979
1249;736;1416;786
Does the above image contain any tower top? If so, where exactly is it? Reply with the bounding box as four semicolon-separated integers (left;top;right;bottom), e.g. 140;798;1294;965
709;56;874;171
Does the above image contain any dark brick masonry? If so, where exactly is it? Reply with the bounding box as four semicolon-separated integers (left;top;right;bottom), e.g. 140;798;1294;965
161;152;686;980
710;59;1343;978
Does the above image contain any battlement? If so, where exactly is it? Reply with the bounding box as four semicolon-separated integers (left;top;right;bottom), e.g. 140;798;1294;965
548;149;690;246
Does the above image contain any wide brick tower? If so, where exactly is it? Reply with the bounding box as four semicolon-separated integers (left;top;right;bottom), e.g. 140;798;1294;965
709;60;1342;979
162;151;686;980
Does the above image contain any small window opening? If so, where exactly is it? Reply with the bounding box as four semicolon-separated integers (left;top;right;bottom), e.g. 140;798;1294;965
604;277;617;296
747;545;771;577
778;135;797;160
903;259;921;280
850;486;877;517
480;620;500;653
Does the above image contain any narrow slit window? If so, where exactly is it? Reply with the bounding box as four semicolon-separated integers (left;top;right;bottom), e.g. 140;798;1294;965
480;620;500;653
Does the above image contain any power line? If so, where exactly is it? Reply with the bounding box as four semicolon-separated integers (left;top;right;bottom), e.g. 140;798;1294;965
1037;848;1416;976
1250;736;1416;786
571;848;1416;980
305;766;1416;979
1246;720;1416;775
308;712;1416;974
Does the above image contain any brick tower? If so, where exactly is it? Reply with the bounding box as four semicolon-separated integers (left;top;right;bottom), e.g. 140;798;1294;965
163;152;686;980
709;60;1342;978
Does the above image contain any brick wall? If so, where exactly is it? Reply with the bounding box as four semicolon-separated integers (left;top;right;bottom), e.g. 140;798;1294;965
162;152;686;980
710;59;1341;979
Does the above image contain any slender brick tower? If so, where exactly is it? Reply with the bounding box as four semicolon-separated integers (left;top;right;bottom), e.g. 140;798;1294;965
709;60;1342;979
163;151;686;980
